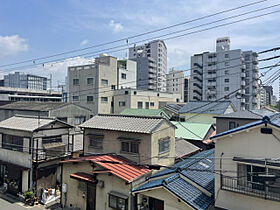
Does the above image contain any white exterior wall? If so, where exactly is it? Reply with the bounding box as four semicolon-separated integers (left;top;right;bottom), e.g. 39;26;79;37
214;124;280;210
166;70;185;101
118;59;137;89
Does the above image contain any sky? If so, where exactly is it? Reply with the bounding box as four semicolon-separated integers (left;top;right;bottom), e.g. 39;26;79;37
0;0;279;94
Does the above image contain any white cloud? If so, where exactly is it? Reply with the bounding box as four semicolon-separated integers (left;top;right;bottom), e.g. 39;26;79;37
109;20;124;33
80;39;89;46
0;35;28;58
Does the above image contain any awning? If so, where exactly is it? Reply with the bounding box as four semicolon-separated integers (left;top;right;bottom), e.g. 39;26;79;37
70;172;97;184
92;170;111;174
109;191;128;199
233;157;280;167
43;142;66;149
0;160;30;170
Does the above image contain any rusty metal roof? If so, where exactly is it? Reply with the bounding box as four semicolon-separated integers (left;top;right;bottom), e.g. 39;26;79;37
70;172;97;184
62;154;150;183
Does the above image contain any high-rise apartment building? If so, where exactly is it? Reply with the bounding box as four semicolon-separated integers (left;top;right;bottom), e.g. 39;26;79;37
129;40;167;92
166;69;185;101
189;37;259;110
4;72;48;90
184;77;189;102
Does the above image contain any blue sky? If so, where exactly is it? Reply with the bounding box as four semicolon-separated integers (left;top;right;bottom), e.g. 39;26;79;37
0;0;279;93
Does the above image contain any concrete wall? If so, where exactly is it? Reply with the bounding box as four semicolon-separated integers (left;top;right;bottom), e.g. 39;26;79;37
166;70;185;101
214;124;280;210
49;104;91;126
216;118;257;133
137;187;193;210
117;59;137;89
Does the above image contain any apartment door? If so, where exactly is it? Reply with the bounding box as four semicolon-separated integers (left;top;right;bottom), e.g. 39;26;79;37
87;184;96;210
149;197;164;210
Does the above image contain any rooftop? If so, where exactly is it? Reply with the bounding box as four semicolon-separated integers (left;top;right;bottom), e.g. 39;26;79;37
133;149;214;210
175;139;200;159
120;108;169;118
215;109;276;120
179;101;234;115
0;115;72;132
0;101;65;111
61;154;150;183
171;121;213;141
80;114;174;134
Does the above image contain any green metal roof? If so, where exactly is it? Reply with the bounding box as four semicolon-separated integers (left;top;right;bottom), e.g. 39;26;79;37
171;121;212;141
120;108;166;117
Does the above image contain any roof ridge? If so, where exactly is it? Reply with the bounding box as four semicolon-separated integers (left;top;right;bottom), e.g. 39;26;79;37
97;113;164;119
14;114;55;120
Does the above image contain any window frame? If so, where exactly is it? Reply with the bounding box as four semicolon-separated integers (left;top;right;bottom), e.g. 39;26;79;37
101;79;109;86
73;79;79;86
101;97;108;103
108;193;128;210
87;96;94;103
89;136;103;149
120;141;139;154
158;138;170;154
87;78;94;85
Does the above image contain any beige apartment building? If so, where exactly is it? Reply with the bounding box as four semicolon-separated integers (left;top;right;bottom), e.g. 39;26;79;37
166;69;185;101
212;115;280;210
113;88;182;114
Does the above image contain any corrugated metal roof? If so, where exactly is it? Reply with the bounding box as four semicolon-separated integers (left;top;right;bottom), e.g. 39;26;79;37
215;109;275;120
179;101;233;114
133;150;215;210
172;121;212;140
80;114;169;134
0;115;56;132
62;154;150;182
70;172;97;184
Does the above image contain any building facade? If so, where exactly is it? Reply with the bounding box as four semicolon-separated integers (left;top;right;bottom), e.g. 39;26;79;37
129;40;167;92
189;37;259;110
117;59;137;89
112;88;182;114
184;77;189;102
0;86;62;102
4;72;48;90
166;69;185;101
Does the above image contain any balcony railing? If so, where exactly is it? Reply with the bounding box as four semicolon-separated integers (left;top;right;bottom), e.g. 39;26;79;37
221;176;280;202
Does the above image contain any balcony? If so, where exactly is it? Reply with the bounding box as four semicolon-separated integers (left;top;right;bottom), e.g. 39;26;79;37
194;76;202;83
194;63;203;69
241;72;246;78
193;82;202;89
193;69;203;76
193;89;202;96
253;56;259;65
241;64;246;70
221;176;280;202
241;81;245;86
253;81;258;87
207;73;216;78
206;89;216;95
207;81;216;87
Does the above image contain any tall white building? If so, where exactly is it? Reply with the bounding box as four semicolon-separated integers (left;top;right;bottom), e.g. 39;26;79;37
129;40;167;92
189;37;259;110
166;69;185;101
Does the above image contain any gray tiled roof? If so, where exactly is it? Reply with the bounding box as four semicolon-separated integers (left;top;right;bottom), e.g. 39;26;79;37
216;109;275;119
176;139;200;159
0;101;64;111
80;114;170;134
0;115;56;132
179;101;233;114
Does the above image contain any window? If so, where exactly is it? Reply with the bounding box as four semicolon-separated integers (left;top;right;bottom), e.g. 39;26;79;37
224;78;229;83
225;54;229;58
225;70;229;75
229;121;236;129
73;79;79;86
150;102;155;107
125;91;128;95
87;78;94;85
111;85;116;90
224;87;229;91
57;117;67;123
159;138;170;154
42;135;62;144
89;136;103;149
101;79;108;86
101;97;108;103
225;61;230;66
119;101;126;107
121;141;139;153
145;102;149;109
87;96;94;102
75;116;86;125
121;73;126;79
2;134;23;152
109;193;128;210
138;101;143;109
72;96;79;101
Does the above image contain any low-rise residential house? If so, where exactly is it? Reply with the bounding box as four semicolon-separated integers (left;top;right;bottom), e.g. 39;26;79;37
113;88;182;114
120;108;170;119
172;121;215;150
215;109;276;133
0;115;73;197
178;101;236;124
80;114;176;166
163;103;186;121
212;114;280;210
132;149;214;210
61;154;151;210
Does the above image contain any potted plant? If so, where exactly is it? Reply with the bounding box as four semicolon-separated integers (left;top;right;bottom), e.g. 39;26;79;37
24;190;37;206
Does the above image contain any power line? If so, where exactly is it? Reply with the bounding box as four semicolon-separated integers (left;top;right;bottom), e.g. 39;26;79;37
2;5;280;73
0;0;268;69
